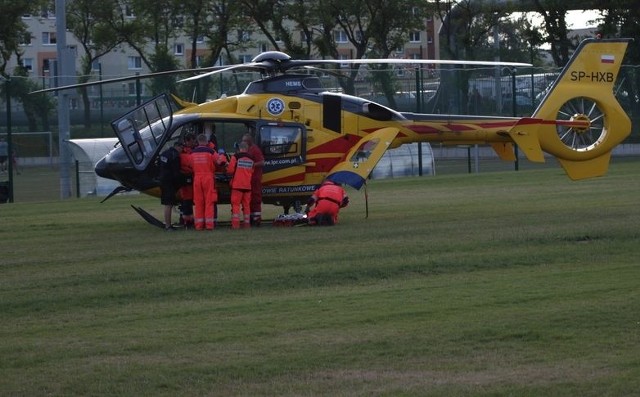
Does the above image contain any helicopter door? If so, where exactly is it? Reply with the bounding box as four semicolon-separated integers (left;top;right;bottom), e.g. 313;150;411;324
258;123;306;184
111;94;173;171
326;127;399;189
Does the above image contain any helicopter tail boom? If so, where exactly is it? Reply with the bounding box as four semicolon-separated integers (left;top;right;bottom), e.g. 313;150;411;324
508;38;631;179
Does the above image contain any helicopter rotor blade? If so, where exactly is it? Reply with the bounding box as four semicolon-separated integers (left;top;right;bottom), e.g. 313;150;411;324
32;51;532;94
286;58;532;69
30;65;230;94
177;61;285;83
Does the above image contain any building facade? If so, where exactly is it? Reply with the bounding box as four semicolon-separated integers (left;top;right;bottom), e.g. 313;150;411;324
11;8;440;101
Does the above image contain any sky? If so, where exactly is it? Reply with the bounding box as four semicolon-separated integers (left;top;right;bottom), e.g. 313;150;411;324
520;9;601;30
565;10;601;29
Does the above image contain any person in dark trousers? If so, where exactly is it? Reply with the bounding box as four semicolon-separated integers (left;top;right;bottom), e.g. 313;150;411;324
178;133;196;228
159;140;183;231
0;137;8;173
305;179;349;226
242;133;264;226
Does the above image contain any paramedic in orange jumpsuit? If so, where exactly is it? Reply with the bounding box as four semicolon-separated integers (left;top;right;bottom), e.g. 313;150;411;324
178;133;196;228
226;141;254;229
242;133;264;226
305;180;349;226
189;134;226;230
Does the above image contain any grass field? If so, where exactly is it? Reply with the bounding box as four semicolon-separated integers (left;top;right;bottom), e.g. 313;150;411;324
1;159;640;396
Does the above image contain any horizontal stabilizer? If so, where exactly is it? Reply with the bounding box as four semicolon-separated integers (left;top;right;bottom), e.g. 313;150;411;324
507;120;545;163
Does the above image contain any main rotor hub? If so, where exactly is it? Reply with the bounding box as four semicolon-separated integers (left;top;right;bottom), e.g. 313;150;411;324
251;51;291;63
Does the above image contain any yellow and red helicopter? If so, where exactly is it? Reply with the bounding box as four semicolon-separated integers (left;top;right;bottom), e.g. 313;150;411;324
39;38;632;224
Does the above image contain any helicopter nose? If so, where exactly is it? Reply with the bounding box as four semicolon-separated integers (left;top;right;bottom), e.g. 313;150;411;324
95;157;113;179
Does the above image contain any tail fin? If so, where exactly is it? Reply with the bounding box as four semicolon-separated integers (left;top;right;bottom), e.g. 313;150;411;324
507;38;631;180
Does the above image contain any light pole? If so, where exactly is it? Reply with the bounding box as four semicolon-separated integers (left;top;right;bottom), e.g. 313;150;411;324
56;0;75;199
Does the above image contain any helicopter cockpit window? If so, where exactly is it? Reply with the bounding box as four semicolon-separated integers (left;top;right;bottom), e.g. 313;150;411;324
259;125;302;157
111;94;173;169
349;138;380;163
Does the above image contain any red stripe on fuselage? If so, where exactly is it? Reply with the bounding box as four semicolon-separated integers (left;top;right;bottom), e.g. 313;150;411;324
306;135;359;156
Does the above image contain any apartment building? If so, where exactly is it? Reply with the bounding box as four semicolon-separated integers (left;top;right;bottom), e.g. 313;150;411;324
12;9;440;102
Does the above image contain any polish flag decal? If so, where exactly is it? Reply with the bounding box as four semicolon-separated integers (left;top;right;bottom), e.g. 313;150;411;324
601;54;615;64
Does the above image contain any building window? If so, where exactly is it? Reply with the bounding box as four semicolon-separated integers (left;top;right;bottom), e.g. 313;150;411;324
409;31;421;43
128;56;142;70
339;54;350;68
19;33;32;46
174;43;184;56
195;55;206;67
126;82;136;96
258;43;268;53
240;54;252;63
334;30;348;43
124;5;135;18
42;32;56;45
237;30;251;42
21;58;34;72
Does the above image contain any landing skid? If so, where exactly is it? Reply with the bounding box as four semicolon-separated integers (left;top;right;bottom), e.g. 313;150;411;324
131;205;166;229
131;205;278;229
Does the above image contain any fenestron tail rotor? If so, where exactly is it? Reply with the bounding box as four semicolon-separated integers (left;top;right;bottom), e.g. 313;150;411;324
555;97;605;152
505;39;631;180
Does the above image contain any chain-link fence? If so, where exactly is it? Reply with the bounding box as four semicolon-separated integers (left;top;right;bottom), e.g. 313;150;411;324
1;64;639;201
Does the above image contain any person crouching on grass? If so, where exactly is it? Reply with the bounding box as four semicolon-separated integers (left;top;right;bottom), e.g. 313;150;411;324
305;179;349;226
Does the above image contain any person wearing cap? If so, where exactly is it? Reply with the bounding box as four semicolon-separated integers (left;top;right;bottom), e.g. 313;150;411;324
305;179;349;226
159;140;184;231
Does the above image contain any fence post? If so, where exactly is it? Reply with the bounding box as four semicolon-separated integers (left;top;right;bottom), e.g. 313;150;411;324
4;77;14;202
75;160;80;198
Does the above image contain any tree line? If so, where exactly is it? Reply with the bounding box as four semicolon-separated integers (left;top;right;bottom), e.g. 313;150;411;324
1;0;639;131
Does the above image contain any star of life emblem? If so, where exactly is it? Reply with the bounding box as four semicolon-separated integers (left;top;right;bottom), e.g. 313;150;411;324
266;97;285;116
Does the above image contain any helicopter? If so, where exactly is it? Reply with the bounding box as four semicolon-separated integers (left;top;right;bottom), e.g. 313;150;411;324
37;38;632;225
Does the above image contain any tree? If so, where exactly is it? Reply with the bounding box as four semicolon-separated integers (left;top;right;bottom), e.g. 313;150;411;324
4;65;55;131
365;0;430;109
596;0;640;121
67;0;125;128
240;0;316;59
0;0;47;77
111;0;183;95
433;0;507;113
311;0;428;96
172;0;248;101
532;0;573;66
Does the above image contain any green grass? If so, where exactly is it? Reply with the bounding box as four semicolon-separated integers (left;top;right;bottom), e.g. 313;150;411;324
1;159;640;396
